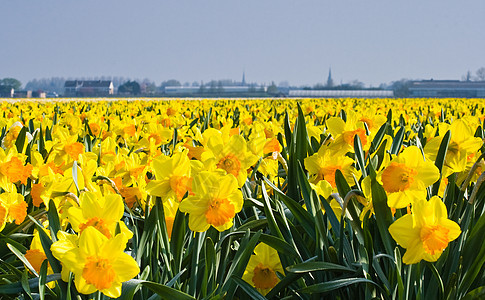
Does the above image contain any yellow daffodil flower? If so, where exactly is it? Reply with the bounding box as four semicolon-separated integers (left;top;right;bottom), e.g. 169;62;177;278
67;191;132;239
0;191;27;228
242;242;284;296
1;121;33;150
0;148;33;190
304;145;358;188
309;179;342;227
389;196;461;264
179;171;243;232
379;146;440;208
326;113;370;154
51;227;140;298
424;119;483;177
202;133;258;187
146;151;192;202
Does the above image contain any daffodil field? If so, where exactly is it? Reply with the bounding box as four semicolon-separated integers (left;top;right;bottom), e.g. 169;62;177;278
0;97;484;299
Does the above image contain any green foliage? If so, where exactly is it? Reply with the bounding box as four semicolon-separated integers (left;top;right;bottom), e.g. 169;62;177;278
0;77;22;90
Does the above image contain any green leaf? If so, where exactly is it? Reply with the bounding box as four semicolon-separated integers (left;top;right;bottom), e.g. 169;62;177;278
374;138;389;171
142;280;196;300
286;261;355;274
294;102;310;162
118;276;144;300
230;276;266;300
283;111;292;154
47;200;61;242
319;194;340;234
21;270;32;300
297;161;315;216
463;286;485;300
223;230;262;298
39;260;48;300
201;107;212;133
236;219;268;232
369;122;388;154
284;103;310;202
334;170;365;246
135;203;159;264
459;207;485;297
202;237;216;297
45;125;52;141
7;243;38;277
369;169;394;255
431;130;451;196
261;181;285;242
28;118;35;134
53;106;58;126
262;177;316;240
394;247;404;300
390;126;405;155
170;210;186;273
425;261;444;299
334;169;351;198
29;216;62;274
354;134;367;178
265;271;304;299
83;134;93;152
0;274;61;294
15;125;28;153
172;128;178;154
298;277;380;294
259;234;299;259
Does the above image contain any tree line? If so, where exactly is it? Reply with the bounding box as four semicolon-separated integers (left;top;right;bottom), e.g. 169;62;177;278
2;66;485;97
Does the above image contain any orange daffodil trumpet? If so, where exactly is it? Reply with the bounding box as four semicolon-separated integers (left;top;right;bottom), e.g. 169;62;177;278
179;171;243;232
378;146;440;209
389;196;461;264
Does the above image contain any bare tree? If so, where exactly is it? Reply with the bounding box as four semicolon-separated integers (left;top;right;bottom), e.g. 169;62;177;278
476;67;485;81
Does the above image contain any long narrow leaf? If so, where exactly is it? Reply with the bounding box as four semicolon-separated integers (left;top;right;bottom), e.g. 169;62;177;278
390;126;405;155
431;130;451;196
0;274;61;294
286;261;355;274
230;276;266;300
298;277;380;294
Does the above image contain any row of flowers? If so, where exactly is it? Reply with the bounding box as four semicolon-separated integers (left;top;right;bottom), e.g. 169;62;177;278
0;98;484;298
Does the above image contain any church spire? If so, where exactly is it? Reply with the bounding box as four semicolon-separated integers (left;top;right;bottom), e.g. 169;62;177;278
326;68;334;87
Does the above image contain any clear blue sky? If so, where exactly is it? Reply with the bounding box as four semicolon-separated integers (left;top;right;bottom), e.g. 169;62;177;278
1;0;484;87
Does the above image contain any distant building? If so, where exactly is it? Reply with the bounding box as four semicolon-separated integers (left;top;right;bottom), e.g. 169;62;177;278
164;85;266;95
408;80;485;98
13;90;32;98
0;86;14;98
64;80;114;97
32;90;47;98
289;90;393;98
